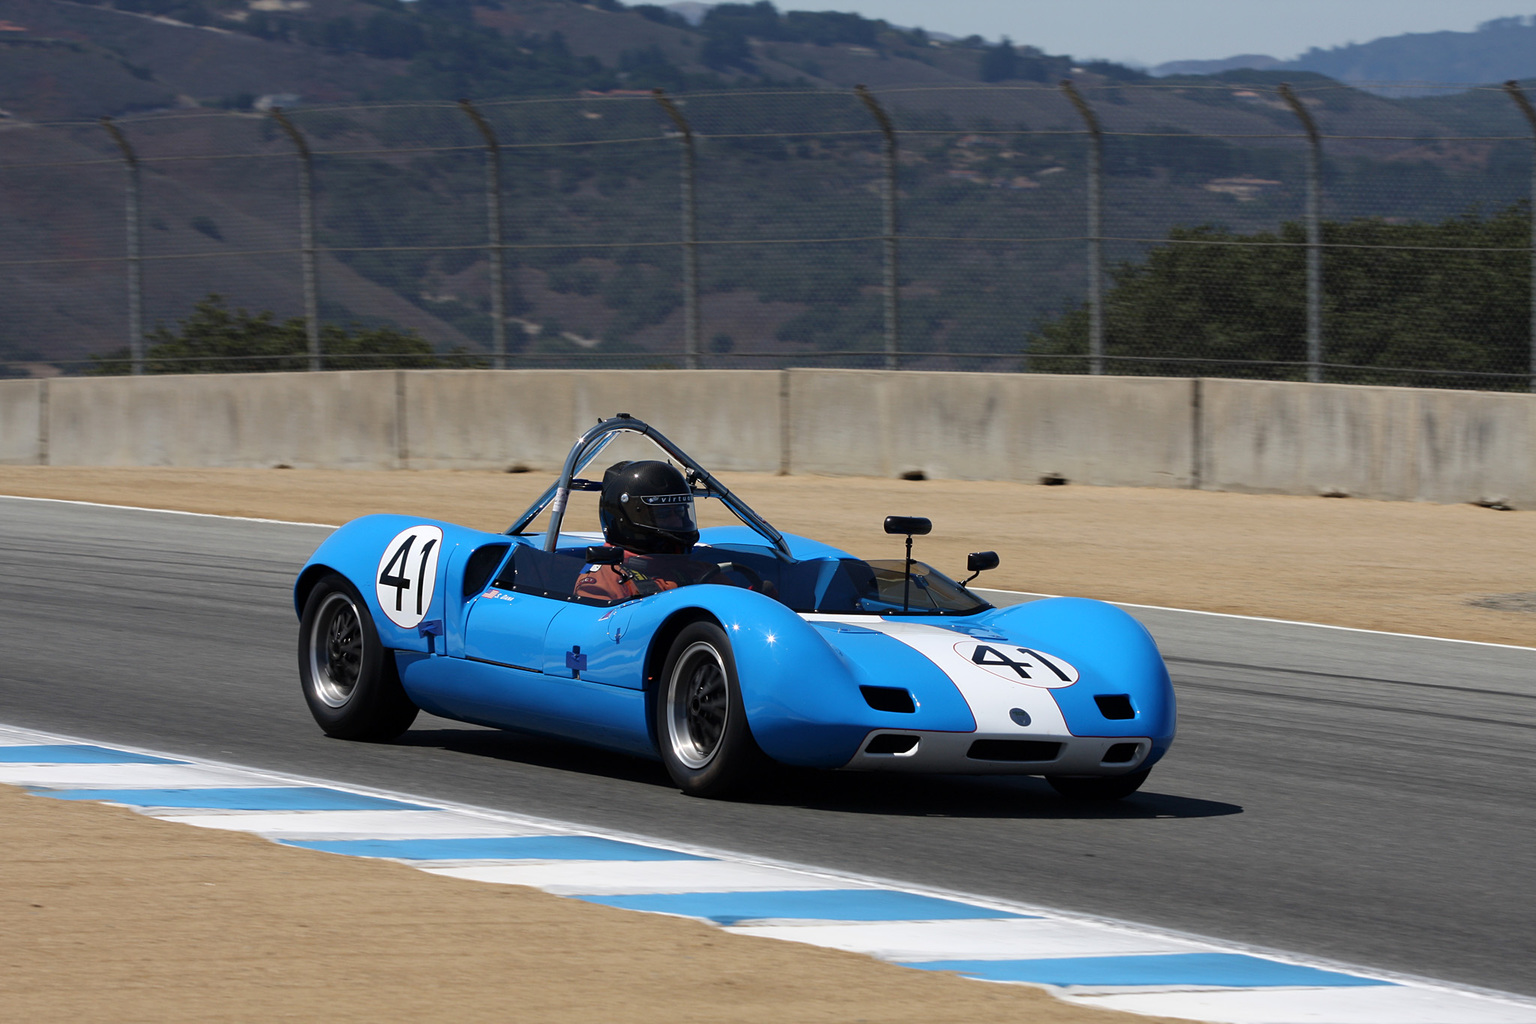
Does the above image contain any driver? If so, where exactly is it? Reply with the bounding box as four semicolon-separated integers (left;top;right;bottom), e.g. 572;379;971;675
574;460;721;601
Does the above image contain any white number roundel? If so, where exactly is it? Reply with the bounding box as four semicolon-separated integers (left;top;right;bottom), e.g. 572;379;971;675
953;641;1080;688
375;525;443;629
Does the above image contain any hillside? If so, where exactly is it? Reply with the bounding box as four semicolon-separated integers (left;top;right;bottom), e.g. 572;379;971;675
1286;16;1536;88
1152;16;1536;94
1;0;1531;374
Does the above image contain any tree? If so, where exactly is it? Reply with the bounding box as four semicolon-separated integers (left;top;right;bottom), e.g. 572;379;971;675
1029;206;1531;387
978;38;1020;82
90;295;447;373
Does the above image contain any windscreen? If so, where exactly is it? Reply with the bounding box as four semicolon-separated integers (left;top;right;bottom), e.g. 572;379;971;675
810;559;990;616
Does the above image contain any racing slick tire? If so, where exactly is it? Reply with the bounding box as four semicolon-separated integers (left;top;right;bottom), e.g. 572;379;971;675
299;573;419;741
1047;768;1151;802
656;620;769;798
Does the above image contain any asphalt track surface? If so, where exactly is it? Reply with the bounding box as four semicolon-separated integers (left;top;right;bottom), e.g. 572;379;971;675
2;497;1532;998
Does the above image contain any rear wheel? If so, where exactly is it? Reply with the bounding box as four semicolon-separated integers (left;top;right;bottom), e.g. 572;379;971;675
1047;768;1151;802
656;621;768;798
299;573;418;741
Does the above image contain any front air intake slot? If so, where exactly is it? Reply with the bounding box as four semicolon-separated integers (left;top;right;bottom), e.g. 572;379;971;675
1102;742;1140;764
463;543;511;597
1094;694;1136;720
860;685;916;714
865;734;919;755
967;740;1062;762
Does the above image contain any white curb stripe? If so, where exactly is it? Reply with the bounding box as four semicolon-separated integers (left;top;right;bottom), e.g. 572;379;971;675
158;810;565;839
726;918;1208;960
424;859;854;894
0;763;282;789
3;725;1533;1024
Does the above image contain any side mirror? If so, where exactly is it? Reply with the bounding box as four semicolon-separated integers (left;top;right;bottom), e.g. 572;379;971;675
967;551;1000;573
884;515;932;536
583;545;624;565
961;550;998;589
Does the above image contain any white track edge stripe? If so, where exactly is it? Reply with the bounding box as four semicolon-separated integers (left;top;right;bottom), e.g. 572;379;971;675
0;493;339;529
980;587;1536;653
5;493;1530;653
5;721;1535;1013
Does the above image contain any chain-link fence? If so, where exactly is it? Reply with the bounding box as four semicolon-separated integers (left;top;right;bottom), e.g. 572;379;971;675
4;79;1536;389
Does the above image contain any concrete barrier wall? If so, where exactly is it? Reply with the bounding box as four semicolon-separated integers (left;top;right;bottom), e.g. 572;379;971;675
1199;379;1536;505
1200;380;1421;500
0;380;43;465
45;372;401;469
786;371;1196;487
6;369;1535;506
401;370;783;473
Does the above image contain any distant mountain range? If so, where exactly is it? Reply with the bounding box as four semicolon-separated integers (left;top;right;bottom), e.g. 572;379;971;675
1155;16;1536;92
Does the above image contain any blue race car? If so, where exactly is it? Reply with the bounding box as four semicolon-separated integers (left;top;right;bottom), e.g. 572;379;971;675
295;414;1175;800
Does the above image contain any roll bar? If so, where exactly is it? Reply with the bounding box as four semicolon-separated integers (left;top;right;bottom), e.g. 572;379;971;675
506;414;791;559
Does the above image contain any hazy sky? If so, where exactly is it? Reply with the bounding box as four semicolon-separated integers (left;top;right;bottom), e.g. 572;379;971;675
767;1;1533;67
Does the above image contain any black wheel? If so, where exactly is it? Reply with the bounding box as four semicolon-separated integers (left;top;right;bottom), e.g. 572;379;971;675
655;620;768;797
1047;768;1151;802
298;573;418;741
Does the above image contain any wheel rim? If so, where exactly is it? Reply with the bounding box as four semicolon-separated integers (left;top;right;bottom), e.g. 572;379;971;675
308;592;364;708
665;641;729;770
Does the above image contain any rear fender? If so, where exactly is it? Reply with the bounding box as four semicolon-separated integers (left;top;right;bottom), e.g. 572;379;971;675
295;515;509;655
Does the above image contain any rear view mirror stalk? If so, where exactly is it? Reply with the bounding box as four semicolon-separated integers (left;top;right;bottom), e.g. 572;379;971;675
884;516;933;613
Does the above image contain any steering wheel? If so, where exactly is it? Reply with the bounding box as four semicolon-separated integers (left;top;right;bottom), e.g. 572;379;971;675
698;561;766;591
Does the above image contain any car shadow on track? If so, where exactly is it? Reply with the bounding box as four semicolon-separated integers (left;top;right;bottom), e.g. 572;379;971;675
751;768;1243;820
392;726;1242;821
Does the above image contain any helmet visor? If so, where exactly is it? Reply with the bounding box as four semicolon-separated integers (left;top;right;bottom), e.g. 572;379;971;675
640;493;697;533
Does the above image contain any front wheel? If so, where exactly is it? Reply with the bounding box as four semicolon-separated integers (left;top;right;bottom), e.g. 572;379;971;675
1047;768;1151;802
655;621;768;798
299;573;418;741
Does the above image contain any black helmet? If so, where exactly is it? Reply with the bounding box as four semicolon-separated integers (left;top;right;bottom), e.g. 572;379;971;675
598;460;699;554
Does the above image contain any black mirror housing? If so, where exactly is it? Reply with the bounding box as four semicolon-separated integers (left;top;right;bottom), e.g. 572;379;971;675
884;515;932;536
967;551;1000;573
583;545;624;564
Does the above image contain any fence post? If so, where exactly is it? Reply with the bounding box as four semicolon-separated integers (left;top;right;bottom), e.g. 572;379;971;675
1061;80;1103;375
99;118;143;375
1279;83;1324;384
652;89;701;370
460;99;507;370
270;107;321;371
856;85;901;371
1504;80;1536;393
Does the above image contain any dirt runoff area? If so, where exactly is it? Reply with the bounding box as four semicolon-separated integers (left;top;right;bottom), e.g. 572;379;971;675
3;465;1535;1023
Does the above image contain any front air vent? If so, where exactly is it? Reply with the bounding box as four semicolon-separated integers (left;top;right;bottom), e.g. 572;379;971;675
967;740;1062;762
1094;694;1136;720
860;685;916;714
865;734;919;755
463;544;511;597
1102;742;1140;764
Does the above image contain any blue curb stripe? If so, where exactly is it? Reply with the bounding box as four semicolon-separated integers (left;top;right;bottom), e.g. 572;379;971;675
32;787;431;811
579;889;1031;926
0;745;184;765
904;953;1397;988
283;836;712;862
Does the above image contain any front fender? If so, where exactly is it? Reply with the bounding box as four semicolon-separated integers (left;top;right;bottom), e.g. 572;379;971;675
980;597;1177;764
623;588;974;768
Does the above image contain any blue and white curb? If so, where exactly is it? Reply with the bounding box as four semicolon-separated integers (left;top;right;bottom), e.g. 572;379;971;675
3;723;1532;1024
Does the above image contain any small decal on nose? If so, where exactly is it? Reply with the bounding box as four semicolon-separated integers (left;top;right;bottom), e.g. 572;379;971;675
1009;708;1031;727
